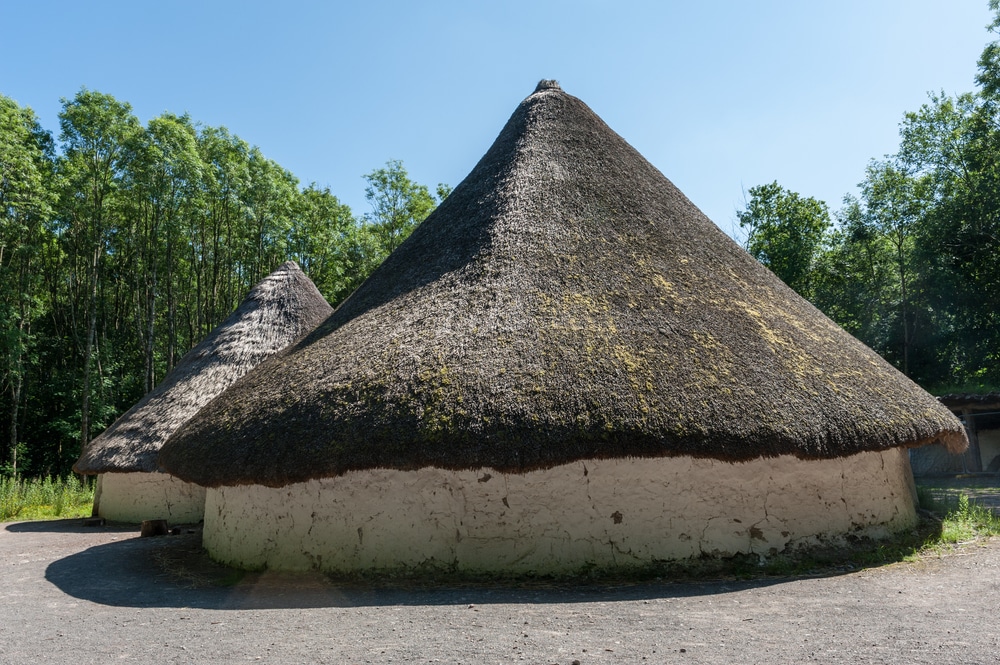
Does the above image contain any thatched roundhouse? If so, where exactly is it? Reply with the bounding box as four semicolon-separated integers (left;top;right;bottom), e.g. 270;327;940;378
160;81;966;573
74;262;332;523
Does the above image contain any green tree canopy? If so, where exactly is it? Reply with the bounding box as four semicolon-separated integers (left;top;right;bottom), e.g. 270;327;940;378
736;181;831;298
0;95;56;475
362;159;439;258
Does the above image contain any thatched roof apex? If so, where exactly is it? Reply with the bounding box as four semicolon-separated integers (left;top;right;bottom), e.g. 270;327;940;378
159;82;967;488
73;262;332;475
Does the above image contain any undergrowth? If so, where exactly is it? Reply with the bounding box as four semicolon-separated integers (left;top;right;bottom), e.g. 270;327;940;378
0;475;94;521
917;487;1000;546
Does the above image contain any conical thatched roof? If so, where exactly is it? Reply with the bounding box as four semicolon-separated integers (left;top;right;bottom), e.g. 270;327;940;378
159;81;967;489
74;261;332;475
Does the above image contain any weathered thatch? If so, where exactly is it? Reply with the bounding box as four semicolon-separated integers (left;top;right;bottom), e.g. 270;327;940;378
159;81;967;489
74;261;332;475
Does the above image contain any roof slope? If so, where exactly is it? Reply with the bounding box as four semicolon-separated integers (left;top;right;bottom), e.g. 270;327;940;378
159;81;967;488
74;261;332;474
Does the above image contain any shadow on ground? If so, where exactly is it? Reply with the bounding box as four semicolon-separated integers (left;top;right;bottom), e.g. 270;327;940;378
6;518;136;535
42;526;808;611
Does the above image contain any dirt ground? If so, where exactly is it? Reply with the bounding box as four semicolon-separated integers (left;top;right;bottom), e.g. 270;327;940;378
1;481;999;665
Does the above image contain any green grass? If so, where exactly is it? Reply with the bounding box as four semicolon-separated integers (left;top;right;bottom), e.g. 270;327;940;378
917;486;1000;546
0;475;95;521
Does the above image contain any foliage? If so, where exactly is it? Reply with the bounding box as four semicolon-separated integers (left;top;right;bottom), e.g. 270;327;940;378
0;91;440;477
737;181;831;298
288;184;357;305
939;493;1000;543
362;159;441;259
0;474;94;521
737;4;1000;391
917;487;1000;544
0;94;56;476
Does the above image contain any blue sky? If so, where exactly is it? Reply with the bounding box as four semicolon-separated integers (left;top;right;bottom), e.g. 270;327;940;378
1;1;994;239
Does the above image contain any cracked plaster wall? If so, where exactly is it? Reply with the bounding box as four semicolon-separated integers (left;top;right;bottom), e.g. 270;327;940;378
96;471;205;524
202;447;918;573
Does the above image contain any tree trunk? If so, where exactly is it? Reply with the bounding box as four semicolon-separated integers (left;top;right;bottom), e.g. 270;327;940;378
166;228;177;370
9;313;28;477
145;261;156;393
80;244;99;455
9;372;21;477
898;243;910;377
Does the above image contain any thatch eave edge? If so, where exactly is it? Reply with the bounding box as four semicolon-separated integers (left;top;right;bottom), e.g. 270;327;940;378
164;427;967;489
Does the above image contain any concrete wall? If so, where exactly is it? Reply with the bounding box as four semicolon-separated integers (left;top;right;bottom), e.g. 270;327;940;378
96;471;205;524
202;448;918;574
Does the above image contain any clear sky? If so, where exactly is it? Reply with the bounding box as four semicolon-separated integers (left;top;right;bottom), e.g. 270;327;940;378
1;1;994;239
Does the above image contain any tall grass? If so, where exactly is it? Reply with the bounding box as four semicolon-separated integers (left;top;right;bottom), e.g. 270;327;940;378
937;493;1000;543
917;486;1000;544
0;475;94;521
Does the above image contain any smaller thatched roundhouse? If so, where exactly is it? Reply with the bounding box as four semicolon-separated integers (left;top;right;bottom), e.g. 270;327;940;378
161;81;966;574
74;262;332;523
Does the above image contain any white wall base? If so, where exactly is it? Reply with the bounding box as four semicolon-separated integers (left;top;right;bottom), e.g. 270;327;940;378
203;448;918;574
96;471;205;524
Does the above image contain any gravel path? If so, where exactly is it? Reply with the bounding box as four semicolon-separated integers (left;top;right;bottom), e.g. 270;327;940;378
1;518;999;664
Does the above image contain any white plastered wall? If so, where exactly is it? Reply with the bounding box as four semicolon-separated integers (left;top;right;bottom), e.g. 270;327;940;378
203;447;918;574
96;471;205;524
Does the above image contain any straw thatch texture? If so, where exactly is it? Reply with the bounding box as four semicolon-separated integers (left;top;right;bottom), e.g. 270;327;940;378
159;81;967;489
74;262;332;474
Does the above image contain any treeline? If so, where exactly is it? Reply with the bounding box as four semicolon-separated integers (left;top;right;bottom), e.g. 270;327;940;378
0;89;443;477
738;6;1000;392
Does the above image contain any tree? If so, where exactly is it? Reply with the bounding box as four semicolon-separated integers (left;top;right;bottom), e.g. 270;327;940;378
812;197;895;351
976;0;1000;102
241;147;298;284
0;90;487;477
736;181;831;298
0;95;56;474
56;89;141;466
436;182;453;202
127;113;203;387
288;184;356;305
893;87;1000;387
362;160;438;258
193;125;250;338
857;160;935;377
